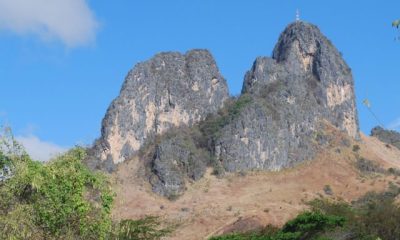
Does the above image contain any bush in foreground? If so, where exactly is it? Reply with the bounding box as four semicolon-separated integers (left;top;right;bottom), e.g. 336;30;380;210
0;127;173;239
0;147;114;239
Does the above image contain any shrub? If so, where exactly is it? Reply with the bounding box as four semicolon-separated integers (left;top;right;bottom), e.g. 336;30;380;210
356;157;384;174
308;199;355;222
323;185;333;195
114;216;173;240
352;145;360;152
280;211;345;239
209;233;249;240
387;167;400;176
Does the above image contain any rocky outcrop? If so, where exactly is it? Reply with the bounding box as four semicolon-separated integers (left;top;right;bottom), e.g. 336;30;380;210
149;129;209;198
90;49;229;171
215;21;359;172
371;126;400;150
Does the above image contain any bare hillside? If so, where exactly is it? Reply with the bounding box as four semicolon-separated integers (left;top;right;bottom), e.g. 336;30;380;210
111;126;400;240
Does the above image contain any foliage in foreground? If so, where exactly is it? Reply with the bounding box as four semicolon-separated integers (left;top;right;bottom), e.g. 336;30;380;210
211;185;400;240
0;128;172;239
0;146;114;239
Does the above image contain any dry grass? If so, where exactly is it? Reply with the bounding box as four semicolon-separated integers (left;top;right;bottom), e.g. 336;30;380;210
110;128;400;240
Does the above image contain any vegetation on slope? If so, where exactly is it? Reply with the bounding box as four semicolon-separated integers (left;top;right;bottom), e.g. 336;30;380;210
199;94;253;145
210;184;400;240
209;211;345;240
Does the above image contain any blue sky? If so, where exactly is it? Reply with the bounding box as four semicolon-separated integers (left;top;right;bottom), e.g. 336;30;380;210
0;0;399;160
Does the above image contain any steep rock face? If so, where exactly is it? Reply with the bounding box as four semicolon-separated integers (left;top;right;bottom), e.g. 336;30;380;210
215;21;359;172
92;49;229;171
371;126;400;150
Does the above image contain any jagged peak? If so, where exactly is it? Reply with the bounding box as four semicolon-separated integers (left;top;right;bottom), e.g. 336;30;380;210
272;21;325;62
270;21;353;80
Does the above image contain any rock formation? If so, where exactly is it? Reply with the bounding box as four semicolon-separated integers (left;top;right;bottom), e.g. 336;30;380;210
90;49;229;171
91;21;360;198
371;126;400;150
215;21;359;172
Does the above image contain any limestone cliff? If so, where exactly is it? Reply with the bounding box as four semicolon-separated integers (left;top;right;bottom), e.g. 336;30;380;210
215;21;359;172
90;49;229;171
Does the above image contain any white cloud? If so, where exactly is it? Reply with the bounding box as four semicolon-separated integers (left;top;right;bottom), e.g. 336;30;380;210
388;118;400;131
0;0;98;47
16;135;68;161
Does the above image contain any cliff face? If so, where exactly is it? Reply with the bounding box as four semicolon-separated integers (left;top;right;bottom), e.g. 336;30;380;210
91;50;229;171
91;21;360;198
215;22;359;172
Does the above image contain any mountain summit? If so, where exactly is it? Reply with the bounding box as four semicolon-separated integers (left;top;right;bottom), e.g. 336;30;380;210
217;21;359;172
89;21;359;198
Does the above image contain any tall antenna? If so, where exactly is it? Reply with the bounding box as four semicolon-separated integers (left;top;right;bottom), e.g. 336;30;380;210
296;9;300;22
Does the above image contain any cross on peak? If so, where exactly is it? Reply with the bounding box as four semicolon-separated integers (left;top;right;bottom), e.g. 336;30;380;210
296;9;300;22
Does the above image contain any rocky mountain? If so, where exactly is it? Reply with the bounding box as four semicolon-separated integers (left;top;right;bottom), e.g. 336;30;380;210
215;21;359;172
89;50;229;172
371;126;400;150
90;21;360;198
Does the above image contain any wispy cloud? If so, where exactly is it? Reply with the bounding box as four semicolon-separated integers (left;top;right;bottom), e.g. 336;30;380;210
16;135;67;161
387;118;400;131
0;0;99;47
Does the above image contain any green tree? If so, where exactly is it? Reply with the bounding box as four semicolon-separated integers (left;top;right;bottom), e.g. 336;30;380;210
0;145;114;239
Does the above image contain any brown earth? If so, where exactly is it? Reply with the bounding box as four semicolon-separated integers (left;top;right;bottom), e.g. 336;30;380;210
110;126;400;240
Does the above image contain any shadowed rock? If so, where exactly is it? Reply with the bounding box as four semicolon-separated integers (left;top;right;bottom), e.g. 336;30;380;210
149;129;209;198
